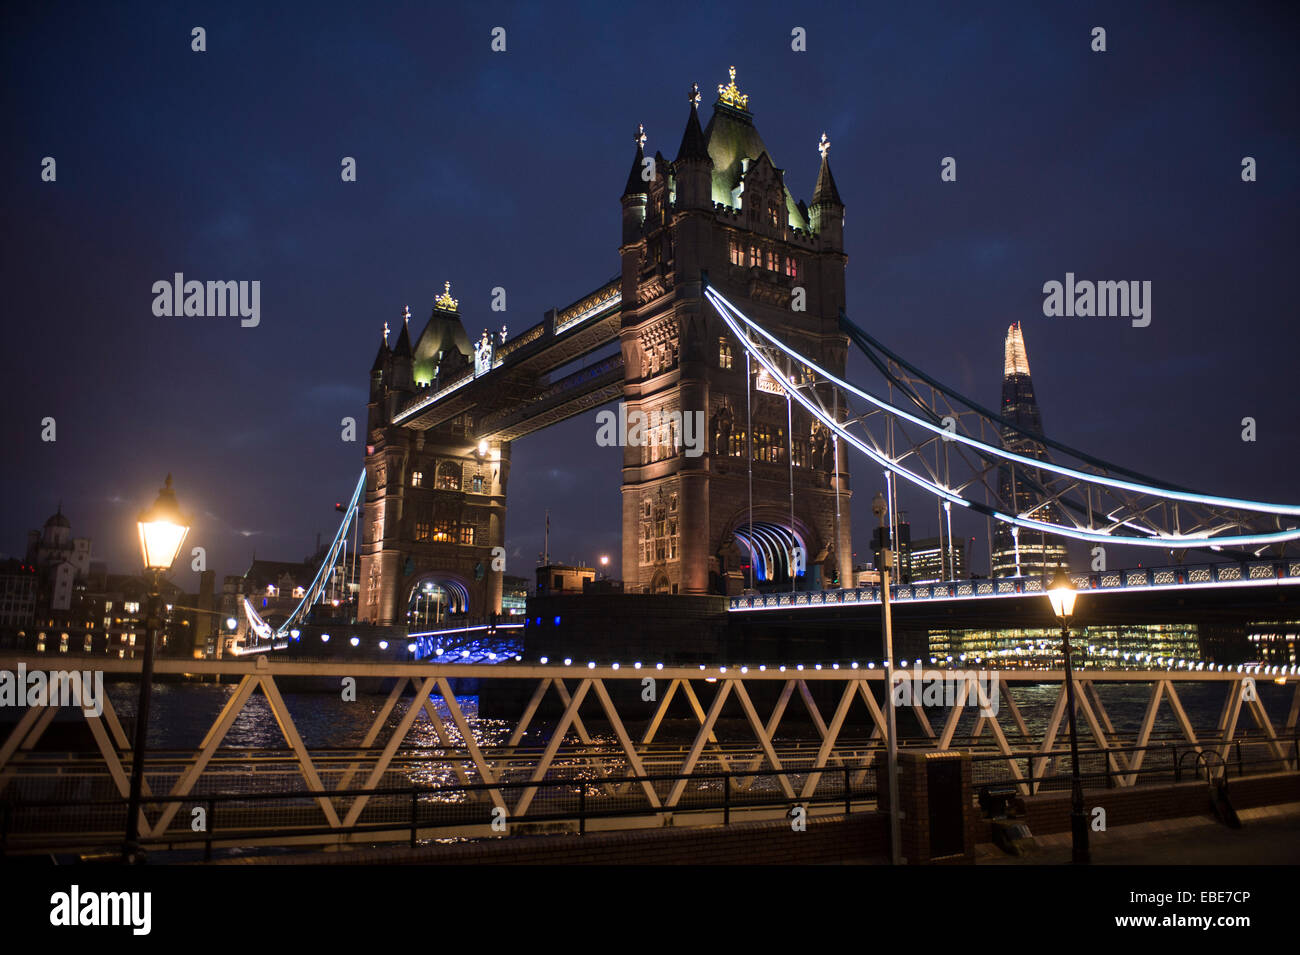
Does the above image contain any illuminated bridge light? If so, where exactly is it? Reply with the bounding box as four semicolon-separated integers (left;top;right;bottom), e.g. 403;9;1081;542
540;656;549;664
379;641;388;650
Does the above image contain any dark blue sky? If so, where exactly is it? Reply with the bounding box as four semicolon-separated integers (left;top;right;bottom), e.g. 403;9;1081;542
2;1;1297;585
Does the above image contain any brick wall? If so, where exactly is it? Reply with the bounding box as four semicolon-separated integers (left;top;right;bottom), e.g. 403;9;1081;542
1014;771;1300;836
229;812;889;866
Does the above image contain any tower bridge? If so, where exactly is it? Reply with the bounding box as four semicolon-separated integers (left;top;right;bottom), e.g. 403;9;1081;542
359;68;854;627
239;67;1300;650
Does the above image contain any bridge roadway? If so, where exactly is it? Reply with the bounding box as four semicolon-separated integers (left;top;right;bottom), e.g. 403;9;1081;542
393;279;623;442
726;558;1300;631
0;656;1296;854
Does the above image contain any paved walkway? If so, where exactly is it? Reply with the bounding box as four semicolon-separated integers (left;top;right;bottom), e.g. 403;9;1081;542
976;801;1300;865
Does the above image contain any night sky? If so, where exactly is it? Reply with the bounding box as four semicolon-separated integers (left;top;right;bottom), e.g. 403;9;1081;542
2;1;1297;587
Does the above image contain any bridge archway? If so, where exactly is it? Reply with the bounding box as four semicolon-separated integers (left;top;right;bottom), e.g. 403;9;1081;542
722;509;821;592
405;572;471;630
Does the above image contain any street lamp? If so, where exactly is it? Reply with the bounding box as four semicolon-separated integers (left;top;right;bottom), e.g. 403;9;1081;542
125;474;190;863
872;489;902;866
1047;570;1090;864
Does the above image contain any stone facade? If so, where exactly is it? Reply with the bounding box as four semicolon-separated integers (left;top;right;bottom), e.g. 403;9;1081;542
359;297;509;625
618;73;853;595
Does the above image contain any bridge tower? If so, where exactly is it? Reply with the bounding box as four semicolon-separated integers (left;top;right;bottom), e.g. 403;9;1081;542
359;290;509;626
618;69;852;596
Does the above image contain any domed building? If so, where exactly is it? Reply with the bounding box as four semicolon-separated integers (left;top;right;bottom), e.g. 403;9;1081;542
26;505;92;612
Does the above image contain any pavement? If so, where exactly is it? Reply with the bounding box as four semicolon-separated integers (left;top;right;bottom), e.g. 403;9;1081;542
976;801;1300;865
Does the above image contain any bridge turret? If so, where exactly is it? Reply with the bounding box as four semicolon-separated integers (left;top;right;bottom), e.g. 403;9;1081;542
810;132;844;251
673;84;712;211
369;328;390;400
621;124;649;246
389;310;414;400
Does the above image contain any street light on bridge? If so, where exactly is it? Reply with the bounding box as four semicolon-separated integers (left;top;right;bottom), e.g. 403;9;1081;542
125;474;190;863
1047;570;1090;865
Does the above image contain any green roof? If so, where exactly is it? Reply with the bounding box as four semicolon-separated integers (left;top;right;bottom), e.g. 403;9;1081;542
703;102;810;231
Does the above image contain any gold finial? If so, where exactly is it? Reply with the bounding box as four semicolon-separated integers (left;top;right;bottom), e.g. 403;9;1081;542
383;320;390;344
717;65;748;110
818;132;830;160
690;82;701;107
402;304;411;324
435;281;458;312
635;123;646;149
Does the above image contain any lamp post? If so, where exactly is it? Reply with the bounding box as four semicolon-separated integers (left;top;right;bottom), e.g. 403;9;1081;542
125;474;190;863
1047;570;1090;864
872;490;902;866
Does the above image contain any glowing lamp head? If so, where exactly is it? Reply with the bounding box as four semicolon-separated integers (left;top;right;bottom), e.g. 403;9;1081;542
477;439;489;456
225;617;237;631
1046;571;1077;620
137;474;190;572
871;492;887;522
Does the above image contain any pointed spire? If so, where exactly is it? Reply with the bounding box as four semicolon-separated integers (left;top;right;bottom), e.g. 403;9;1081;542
372;321;391;372
393;312;412;358
622;123;648;197
812;132;843;206
675;83;709;163
1004;323;1031;377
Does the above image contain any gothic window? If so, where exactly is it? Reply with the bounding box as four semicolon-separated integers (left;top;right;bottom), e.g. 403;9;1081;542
415;520;431;542
642;500;651;518
472;474;485;493
411;471;423;488
432;518;455;542
766;249;778;272
436;461;460;490
768;205;779;227
460;525;474;545
669;492;678;512
785;256;798;278
730;240;743;266
750;245;760;267
718;337;732;369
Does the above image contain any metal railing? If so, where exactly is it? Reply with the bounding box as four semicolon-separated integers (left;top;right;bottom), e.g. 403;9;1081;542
1;764;875;858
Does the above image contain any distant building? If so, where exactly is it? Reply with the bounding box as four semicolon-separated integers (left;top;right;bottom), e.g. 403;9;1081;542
26;506;92;613
3;506;215;658
929;622;1201;667
990;324;1068;578
502;574;530;615
536;564;595;596
0;559;38;629
909;536;967;583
